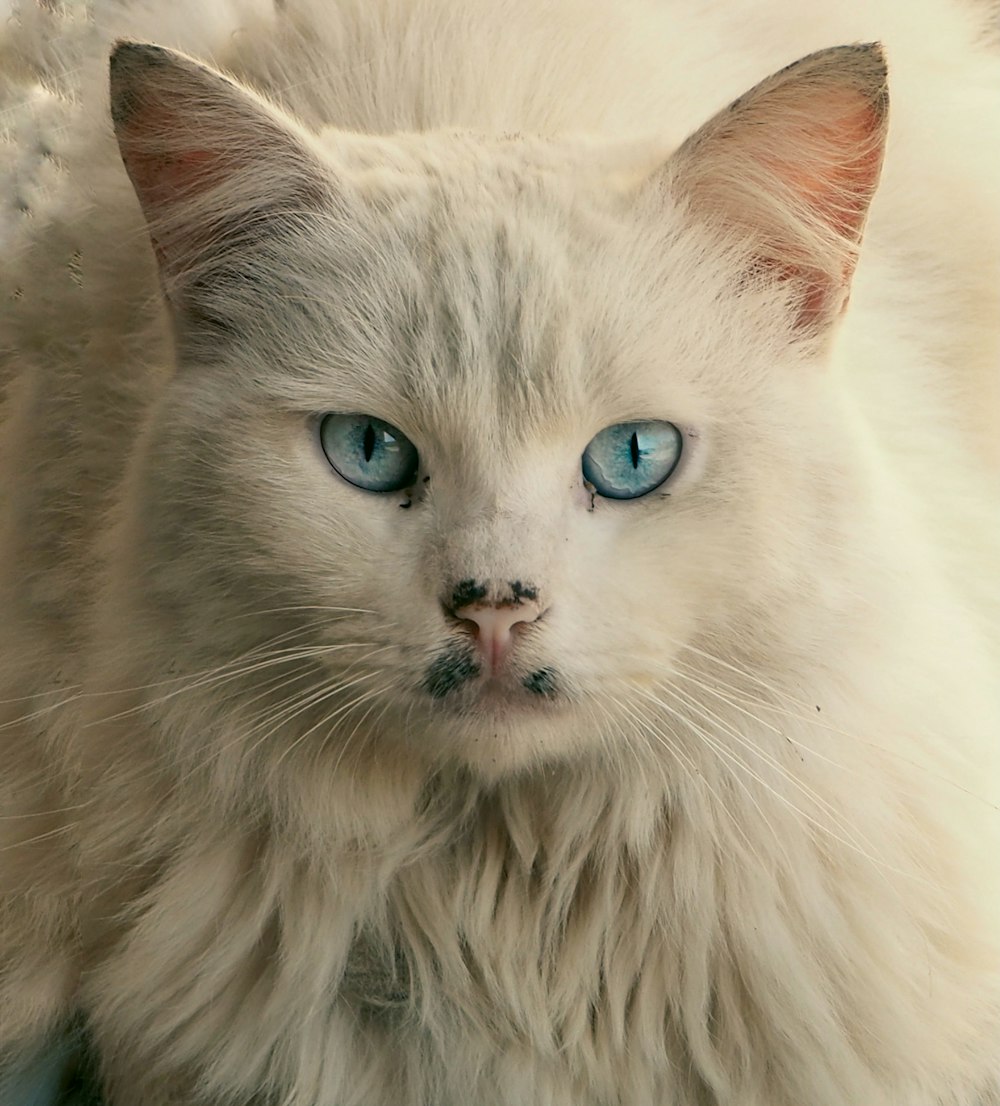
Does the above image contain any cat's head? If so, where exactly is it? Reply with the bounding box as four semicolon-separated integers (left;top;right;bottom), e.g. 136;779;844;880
108;41;887;781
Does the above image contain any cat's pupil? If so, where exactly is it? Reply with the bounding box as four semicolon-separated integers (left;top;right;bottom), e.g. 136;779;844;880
363;423;376;463
629;432;640;469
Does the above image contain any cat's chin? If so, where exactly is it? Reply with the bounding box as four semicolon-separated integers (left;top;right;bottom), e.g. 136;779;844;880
419;681;584;778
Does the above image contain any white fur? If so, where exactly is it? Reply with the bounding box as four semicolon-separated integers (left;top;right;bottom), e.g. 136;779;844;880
2;1;1000;1104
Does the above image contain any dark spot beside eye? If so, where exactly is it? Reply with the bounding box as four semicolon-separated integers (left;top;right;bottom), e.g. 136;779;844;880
422;648;480;699
523;668;558;697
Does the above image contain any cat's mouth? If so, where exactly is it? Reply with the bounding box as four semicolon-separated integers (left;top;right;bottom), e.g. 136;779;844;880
420;644;561;711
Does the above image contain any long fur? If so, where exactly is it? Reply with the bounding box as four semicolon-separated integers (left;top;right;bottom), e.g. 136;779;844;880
2;1;1000;1104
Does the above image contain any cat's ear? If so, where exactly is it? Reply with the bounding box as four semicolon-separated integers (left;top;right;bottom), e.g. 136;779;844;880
665;43;888;335
109;41;328;289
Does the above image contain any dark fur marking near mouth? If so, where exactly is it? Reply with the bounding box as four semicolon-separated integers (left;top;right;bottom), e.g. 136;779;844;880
523;667;558;697
422;647;480;699
510;580;538;602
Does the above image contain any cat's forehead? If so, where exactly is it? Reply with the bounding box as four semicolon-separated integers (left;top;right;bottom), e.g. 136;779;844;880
278;132;709;444
319;128;668;195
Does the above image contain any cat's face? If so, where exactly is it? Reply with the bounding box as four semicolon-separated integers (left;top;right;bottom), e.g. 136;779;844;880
111;43;886;779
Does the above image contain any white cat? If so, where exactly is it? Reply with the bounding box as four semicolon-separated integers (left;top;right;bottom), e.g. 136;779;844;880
2;1;1000;1103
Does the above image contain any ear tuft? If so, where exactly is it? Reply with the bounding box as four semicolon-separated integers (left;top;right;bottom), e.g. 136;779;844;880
109;42;176;127
668;42;889;334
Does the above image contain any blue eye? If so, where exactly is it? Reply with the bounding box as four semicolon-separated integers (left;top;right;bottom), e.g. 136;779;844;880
582;420;682;500
320;413;419;493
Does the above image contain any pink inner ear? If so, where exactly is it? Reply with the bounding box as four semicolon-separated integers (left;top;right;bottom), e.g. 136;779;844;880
771;99;884;242
118;102;232;213
765;259;846;331
129;147;228;210
751;97;885;329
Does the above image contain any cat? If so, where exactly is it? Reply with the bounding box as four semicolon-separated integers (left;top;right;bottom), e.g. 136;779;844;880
2;0;1000;1103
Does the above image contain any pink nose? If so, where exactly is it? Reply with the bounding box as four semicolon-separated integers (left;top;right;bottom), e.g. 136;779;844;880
454;602;541;672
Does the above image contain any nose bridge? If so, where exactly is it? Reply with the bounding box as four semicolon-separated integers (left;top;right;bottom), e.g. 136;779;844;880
436;489;552;585
426;469;561;674
428;451;567;614
439;523;549;617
